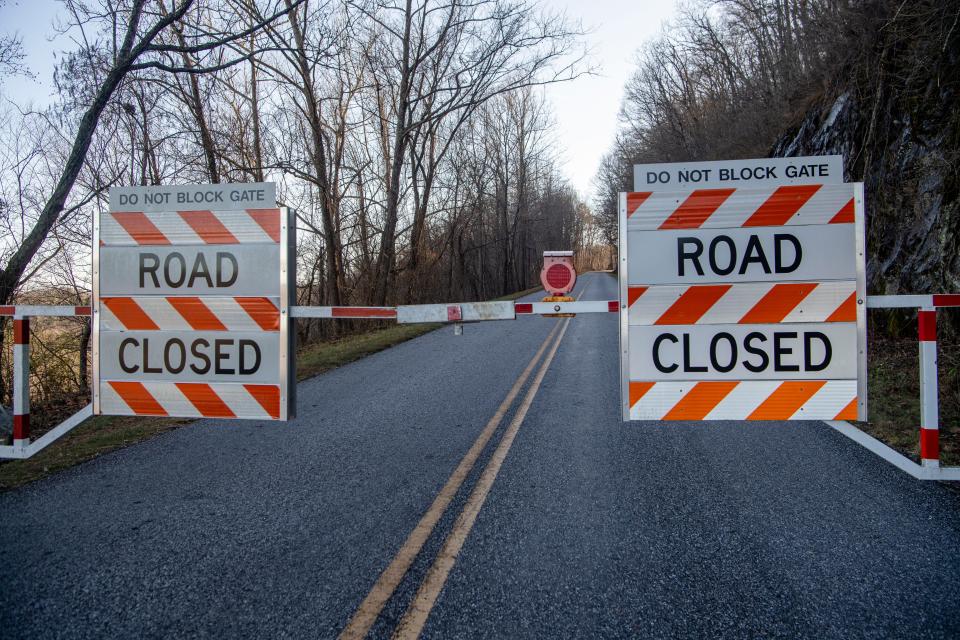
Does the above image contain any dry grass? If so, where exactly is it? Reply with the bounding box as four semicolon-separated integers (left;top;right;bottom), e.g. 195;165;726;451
296;323;442;381
858;333;959;465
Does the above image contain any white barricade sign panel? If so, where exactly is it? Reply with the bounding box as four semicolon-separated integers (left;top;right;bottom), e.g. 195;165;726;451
109;184;276;212
619;158;866;421
93;183;295;421
633;156;845;191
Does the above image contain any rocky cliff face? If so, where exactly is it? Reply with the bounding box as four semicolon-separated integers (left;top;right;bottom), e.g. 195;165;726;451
771;1;959;301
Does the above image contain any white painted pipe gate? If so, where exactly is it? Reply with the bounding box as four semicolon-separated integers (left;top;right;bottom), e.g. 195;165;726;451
1;295;958;481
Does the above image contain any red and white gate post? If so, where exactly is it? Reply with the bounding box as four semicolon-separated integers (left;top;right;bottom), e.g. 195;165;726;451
1;306;93;460
12;314;30;451
826;294;960;480
918;306;939;468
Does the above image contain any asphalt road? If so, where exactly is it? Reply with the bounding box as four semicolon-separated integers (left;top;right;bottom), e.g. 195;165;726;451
2;272;960;639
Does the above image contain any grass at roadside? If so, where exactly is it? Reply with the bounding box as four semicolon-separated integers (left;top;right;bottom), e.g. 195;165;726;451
0;286;542;491
858;335;959;466
296;323;442;380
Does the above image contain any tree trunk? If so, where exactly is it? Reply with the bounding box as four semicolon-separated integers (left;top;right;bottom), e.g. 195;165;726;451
78;318;91;390
249;43;264;182
285;0;343;307
408;129;437;272
0;3;145;306
374;0;414;306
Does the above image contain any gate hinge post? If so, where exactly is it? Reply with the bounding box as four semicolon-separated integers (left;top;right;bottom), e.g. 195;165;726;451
918;307;939;468
12;314;30;449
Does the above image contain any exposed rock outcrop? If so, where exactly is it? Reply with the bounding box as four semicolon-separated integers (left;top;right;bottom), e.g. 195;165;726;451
772;1;959;300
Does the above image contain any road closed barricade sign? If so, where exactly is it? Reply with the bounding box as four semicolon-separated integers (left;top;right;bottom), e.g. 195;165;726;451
93;184;295;421
619;157;866;421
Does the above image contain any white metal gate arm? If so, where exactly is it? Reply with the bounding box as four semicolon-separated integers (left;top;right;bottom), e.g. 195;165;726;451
5;295;955;322
0;305;91;317
291;306;397;319
397;301;516;323
288;300;620;323
867;294;960;308
514;300;619;315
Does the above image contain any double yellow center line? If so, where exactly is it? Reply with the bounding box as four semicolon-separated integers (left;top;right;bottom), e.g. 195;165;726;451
339;288;583;639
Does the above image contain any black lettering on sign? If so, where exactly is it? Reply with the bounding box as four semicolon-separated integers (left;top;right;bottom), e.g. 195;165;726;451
773;332;799;372
647;171;670;185
677;238;704;276
216;252;238;287
739;235;770;274
239;339;261;374
804;332;832;371
708;236;736;276
774;234;802;273
164;252;187;288
675;233;804;278
136;251;240;289
785;163;830;179
117;338;263;376
215;339;234;375
709;333;737;373
177;191;224;205
677;169;712;183
653;333;679;373
164;339;186;374
143;192;170;206
683;334;708;372
142;338;163;374
647;331;835;374
230;188;265;203
188;254;213;288
719;166;778;182
140;254;160;288
120;337;139;373
191;339;211;374
742;332;769;372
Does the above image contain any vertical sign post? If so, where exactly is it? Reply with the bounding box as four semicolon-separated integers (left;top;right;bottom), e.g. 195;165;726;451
620;156;866;421
93;183;295;421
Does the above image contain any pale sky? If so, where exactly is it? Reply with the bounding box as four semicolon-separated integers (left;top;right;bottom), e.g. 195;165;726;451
542;0;677;198
0;0;679;200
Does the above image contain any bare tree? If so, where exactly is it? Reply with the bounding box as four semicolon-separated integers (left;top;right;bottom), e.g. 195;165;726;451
0;0;28;77
351;0;587;305
0;0;304;309
0;0;599;425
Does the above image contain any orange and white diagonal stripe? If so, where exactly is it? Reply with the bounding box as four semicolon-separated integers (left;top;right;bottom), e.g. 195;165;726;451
627;281;856;325
624;184;855;230
100;381;281;420
100;296;280;332
101;209;281;245
628;380;857;421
